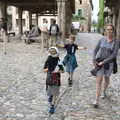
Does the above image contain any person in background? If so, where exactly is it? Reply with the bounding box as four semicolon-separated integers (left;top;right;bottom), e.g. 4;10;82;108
49;19;59;47
0;17;7;54
41;19;49;48
0;17;7;40
71;23;74;34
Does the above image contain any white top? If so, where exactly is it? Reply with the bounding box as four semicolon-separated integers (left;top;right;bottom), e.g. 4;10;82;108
41;23;48;32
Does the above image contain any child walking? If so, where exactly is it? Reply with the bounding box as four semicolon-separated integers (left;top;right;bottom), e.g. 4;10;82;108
57;34;86;87
43;47;64;114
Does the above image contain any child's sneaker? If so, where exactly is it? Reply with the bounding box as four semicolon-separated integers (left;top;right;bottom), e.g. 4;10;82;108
68;78;72;87
48;95;53;103
49;105;55;114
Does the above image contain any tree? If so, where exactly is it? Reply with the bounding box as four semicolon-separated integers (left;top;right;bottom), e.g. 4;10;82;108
72;14;86;22
92;20;97;27
98;0;104;33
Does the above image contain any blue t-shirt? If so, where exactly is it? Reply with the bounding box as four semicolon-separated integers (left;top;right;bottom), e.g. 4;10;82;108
64;44;78;54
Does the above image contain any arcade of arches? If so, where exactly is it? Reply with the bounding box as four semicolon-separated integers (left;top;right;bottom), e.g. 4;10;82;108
0;0;75;39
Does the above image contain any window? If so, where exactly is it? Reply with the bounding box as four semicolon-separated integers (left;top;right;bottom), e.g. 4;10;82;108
80;0;82;4
16;19;25;26
78;9;82;17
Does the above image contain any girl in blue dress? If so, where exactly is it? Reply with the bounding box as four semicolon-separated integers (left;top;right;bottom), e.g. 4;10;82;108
58;34;86;86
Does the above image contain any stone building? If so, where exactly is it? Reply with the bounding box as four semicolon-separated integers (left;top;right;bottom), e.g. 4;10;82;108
75;0;93;32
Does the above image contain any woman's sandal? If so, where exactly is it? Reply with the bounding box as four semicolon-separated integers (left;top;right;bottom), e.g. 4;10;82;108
93;100;99;108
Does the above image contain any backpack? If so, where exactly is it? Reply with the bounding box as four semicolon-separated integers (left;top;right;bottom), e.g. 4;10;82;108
51;25;57;35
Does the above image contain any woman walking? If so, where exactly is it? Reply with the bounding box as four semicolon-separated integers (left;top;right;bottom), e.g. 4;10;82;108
92;24;119;108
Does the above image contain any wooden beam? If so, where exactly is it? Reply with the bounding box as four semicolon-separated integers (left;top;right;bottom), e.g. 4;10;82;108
22;7;57;14
7;2;56;6
21;6;56;11
38;12;57;16
0;0;74;15
4;0;55;2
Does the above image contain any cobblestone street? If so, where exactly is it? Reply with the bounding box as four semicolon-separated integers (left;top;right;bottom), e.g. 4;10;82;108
0;33;120;120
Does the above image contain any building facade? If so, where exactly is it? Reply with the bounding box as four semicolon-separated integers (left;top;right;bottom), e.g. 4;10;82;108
75;0;92;32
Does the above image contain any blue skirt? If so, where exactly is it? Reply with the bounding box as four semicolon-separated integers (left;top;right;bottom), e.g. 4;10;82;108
63;54;78;73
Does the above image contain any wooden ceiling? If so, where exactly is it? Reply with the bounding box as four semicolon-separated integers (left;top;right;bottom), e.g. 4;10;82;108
0;0;75;14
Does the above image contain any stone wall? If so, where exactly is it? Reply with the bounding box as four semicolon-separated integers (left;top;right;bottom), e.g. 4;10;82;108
75;0;92;32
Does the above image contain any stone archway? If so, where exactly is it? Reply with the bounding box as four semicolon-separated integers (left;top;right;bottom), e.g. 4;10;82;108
0;0;75;39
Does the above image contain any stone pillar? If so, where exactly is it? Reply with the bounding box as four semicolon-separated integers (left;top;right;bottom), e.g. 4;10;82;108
112;7;117;37
0;3;4;19
0;2;8;52
112;8;116;27
57;0;72;39
0;2;7;32
36;14;38;26
12;7;17;32
29;11;32;30
61;0;67;40
18;7;23;35
66;1;72;35
88;5;92;32
116;8;120;39
57;0;62;31
57;0;68;40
